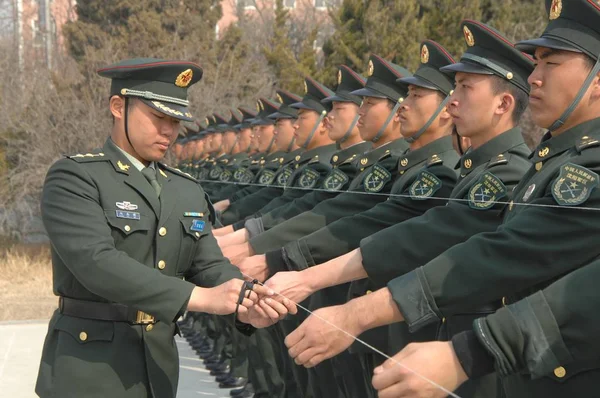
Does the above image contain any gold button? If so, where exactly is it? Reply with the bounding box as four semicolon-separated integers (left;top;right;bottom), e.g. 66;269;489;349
333;155;339;162
366;290;372;295
442;317;446;323
146;324;154;332
582;136;590;140
158;260;166;270
195;232;200;238
124;225;131;232
400;158;408;167
508;201;514;211
506;72;513;80
554;366;566;378
79;331;88;341
502;297;507;306
159;227;167;237
538;147;550;157
535;162;543;171
464;159;472;169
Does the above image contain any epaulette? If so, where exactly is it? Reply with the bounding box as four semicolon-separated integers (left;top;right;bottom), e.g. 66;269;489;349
487;153;510;168
340;154;358;166
160;163;198;182
426;154;443;167
378;148;392;161
67;152;107;163
308;155;320;164
576;135;600;153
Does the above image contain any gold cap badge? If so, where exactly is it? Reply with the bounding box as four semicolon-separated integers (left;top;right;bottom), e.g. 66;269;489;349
421;44;429;64
367;60;374;77
549;0;562;20
175;69;193;87
304;80;308;94
277;93;283;103
337;70;343;85
463;26;475;47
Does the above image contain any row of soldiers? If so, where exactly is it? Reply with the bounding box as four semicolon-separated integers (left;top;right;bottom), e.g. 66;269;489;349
176;2;600;397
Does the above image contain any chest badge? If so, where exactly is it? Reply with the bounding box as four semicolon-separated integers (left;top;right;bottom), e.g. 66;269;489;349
116;201;138;211
191;219;206;232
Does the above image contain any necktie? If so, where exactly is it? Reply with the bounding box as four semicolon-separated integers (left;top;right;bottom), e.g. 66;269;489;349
142;167;161;197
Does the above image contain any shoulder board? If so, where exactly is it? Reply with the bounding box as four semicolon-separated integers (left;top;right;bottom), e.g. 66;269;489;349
487;153;510;168
271;157;281;163
576;136;600;153
378;149;392;161
426;154;443;167
66;152;107;163
160;163;198;182
340;154;358;166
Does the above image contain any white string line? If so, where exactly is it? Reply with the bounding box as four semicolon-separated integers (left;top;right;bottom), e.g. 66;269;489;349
240;272;463;398
200;178;600;213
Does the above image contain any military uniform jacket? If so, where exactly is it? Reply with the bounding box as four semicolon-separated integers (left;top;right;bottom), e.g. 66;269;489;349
389;119;600;397
245;142;372;238
278;136;460;272
249;138;409;255
209;152;258;202
36;139;242;398
220;149;304;226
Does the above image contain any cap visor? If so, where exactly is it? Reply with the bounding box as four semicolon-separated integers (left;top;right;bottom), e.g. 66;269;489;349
439;62;494;76
268;111;295;120
516;37;583;55
396;76;438;91
290;101;313;110
322;94;353;103
349;87;387;98
141;99;193;122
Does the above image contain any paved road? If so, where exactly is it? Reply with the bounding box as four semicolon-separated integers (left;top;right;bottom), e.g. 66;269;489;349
0;320;235;398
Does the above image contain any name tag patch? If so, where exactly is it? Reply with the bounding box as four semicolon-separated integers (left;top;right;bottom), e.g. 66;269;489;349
115;210;141;220
191;219;206;232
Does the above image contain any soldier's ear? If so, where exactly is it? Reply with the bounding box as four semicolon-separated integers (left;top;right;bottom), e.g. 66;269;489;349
110;95;125;121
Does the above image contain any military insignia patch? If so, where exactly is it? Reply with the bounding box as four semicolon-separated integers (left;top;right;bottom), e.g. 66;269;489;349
197;169;209;180
219;169;233;182
363;164;392;193
463;26;475;47
175;69;194;87
259;170;276;185
159;169;168;178
234;168;254;183
552;163;599;206
409;171;442;200
209;166;223;179
117;160;130;172
183;212;204;217
276;167;293;186
116;201;138;211
190;219;206;232
323;169;349;191
296;168;320;189
549;0;562;20
420;44;429;64
468;172;507;210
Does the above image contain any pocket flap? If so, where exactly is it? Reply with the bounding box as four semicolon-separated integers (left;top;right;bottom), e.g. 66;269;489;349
54;315;115;344
105;211;151;235
180;218;209;240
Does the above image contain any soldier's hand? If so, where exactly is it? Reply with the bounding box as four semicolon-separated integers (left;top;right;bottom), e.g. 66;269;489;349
188;280;273;315
239;295;298;328
217;228;249;248
213;199;231;213
372;342;468;398
285;305;358;368
222;242;253;266
265;271;314;304
213;224;234;237
238;254;269;283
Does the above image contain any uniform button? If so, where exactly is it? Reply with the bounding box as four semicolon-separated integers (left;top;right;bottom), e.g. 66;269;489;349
158;260;166;270
195;232;200;238
79;331;88;341
502;297;507;306
124;225;131;232
442;317;446;323
366;290;372;295
554;366;566;378
159;227;167;236
146;324;154;332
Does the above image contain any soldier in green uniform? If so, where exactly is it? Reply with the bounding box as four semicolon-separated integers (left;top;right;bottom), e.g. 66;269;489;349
34;58;295;398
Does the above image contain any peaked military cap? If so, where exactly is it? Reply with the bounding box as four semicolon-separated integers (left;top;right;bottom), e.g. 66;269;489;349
251;98;281;126
214;113;231;132
190;118;209;140
228;109;243;131
440;20;534;94
322;65;366;105
351;54;412;102
97;58;202;122
517;0;600;61
204;115;219;134
291;77;335;113
269;90;302;120
397;40;456;95
181;120;200;137
236;107;257;129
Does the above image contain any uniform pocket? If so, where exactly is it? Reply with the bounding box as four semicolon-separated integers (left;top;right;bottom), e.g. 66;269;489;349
180;218;209;240
54;314;115;344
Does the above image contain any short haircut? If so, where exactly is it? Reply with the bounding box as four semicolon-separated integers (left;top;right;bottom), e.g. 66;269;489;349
489;76;528;123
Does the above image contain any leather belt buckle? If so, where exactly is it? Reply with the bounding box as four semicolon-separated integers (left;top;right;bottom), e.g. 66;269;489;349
135;311;155;324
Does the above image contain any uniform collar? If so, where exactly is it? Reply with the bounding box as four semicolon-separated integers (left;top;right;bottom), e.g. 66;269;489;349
531;118;600;163
457;127;524;176
397;135;454;173
330;141;371;166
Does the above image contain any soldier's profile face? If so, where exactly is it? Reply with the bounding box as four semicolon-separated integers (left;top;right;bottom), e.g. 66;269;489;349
293;109;320;144
238;128;252;150
400;86;443;139
258;125;275;152
529;47;594;132
194;139;204;156
124;99;181;162
210;132;223;151
223;131;237;152
327;101;359;142
274;119;296;151
449;73;500;138
357;96;392;141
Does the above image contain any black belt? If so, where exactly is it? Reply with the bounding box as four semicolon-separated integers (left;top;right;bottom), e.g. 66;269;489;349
59;297;156;324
